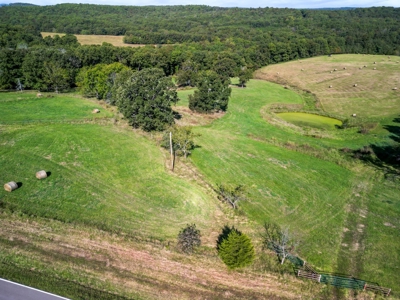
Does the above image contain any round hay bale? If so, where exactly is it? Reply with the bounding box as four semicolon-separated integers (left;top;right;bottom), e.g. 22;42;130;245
393;87;398;90
92;109;100;114
36;170;47;179
330;71;333;73
373;62;376;64
4;181;18;192
352;113;357;117
373;67;376;70
334;68;337;71
301;68;304;71
329;85;333;88
36;93;42;98
354;84;358;87
364;65;367;68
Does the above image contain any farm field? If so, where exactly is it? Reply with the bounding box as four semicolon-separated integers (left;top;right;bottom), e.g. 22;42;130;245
0;54;399;299
41;32;146;47
255;54;400;121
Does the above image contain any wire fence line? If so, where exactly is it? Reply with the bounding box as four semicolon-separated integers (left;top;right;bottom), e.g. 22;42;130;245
286;253;391;296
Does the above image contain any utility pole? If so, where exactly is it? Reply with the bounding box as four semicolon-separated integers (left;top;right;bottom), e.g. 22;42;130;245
170;131;174;171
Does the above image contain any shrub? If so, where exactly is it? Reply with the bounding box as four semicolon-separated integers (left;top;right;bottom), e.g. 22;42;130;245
217;228;255;269
177;224;201;254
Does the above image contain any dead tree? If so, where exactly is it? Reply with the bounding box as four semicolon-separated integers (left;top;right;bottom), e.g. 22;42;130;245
217;184;246;209
262;222;299;265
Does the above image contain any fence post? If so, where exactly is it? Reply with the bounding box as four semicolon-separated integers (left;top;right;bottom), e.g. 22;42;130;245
318;274;322;283
363;283;367;290
297;270;300;277
387;289;391;296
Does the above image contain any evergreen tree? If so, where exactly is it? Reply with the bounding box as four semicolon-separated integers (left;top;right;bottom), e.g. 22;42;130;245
218;228;255;269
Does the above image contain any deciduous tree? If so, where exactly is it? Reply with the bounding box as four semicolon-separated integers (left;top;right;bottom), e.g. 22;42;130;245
189;70;231;113
113;68;178;131
217;184;246;209
177;224;201;254
262;223;299;265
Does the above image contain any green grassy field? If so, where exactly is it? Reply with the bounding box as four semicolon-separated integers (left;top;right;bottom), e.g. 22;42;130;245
0;55;399;298
0;92;217;240
177;71;400;293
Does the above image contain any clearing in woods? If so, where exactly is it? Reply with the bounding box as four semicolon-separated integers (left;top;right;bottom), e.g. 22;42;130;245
41;32;146;47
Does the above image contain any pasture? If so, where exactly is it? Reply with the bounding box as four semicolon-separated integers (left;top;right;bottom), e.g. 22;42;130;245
41;32;145;47
0;92;219;240
0;54;399;298
255;54;400;121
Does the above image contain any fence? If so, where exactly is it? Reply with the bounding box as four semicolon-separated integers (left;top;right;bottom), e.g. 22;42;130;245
285;253;391;297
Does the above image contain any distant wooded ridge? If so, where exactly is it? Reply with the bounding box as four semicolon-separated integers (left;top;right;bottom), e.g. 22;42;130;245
0;4;399;51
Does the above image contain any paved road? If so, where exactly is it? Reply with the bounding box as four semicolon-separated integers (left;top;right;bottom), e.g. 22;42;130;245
0;278;70;300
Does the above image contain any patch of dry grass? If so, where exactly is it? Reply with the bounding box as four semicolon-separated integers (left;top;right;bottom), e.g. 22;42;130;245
254;54;400;120
41;32;146;47
0;213;317;300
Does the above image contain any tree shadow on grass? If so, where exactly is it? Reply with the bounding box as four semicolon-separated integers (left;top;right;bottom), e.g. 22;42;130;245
350;116;400;179
216;225;241;250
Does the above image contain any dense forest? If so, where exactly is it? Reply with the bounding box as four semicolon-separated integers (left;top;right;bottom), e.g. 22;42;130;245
0;4;399;92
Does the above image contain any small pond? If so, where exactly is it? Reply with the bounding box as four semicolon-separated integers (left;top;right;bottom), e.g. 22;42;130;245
277;112;342;130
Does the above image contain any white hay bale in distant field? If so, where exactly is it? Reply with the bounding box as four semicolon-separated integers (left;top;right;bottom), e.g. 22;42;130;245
36;170;47;180
334;68;337;71
4;181;18;192
354;84;358;87
393;87;398;90
36;93;42;98
330;71;333;73
329;85;332;88
92;109;100;114
352;114;357;117
373;67;376;70
301;69;304;71
364;65;367;68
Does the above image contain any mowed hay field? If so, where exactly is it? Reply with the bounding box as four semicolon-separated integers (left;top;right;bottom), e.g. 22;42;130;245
41;32;145;47
178;74;400;294
0;92;218;240
255;54;400;120
0;54;399;298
